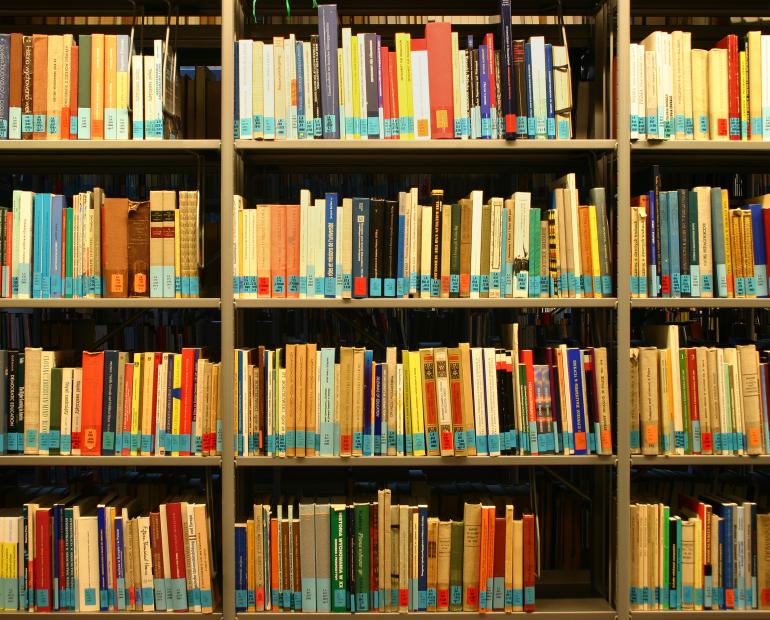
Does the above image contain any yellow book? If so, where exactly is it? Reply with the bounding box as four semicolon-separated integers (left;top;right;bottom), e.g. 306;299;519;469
130;353;143;456
46;35;63;139
408;350;426;456
401;349;412;456
721;189;734;297
246;519;256;611
587;205;602;298
742;210;757;298
140;351;155;455
90;33;105;139
172;352;183;455
350;35;361;139
174;209;181;298
351;347;364;457
285;344;296;457
740;50;749;140
116;35;129;139
730;210;745;298
272;37;286;140
395;33;414;140
104;34;117;139
748;31;762;140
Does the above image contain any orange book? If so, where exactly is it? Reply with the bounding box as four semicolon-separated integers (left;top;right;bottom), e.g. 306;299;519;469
80;351;105;455
180;348;199;456
31;34;47;140
285;344;296;457
121;361;133;455
90;33;105;139
478;506;490;613
269;205;287;298
305;343;317;456
419;348;441;456
269;518;280;603
285;204;301;298
578;206;594;298
295;343;307;457
519;349;538;455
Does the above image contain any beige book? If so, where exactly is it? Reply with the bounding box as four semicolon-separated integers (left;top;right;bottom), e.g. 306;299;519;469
137;516;155;611
644;50;660;140
433;347;453;456
305;343;317;456
46;35;63;139
149;191;164;297
724;348;744;455
285;344;297;457
161;190;176;298
194;504;213;613
294;343;306;457
352;347;365;456
255;205;270;298
23;347;43;454
76;516;100;611
386;347;398;456
427;517;439;611
748;31;762;141
340;197;352;299
489;198;502;298
462;502;482;611
639;505;649;609
681;519;695;609
339;347;354;457
630;348;641;455
647;504;659;610
639;346;660;455
440;203;452;298
253;41;264;140
682;32;693;139
657;350;672;454
512;517;523;611
672;31;685;139
630;505;640;610
37;350;59;455
695;347;712;453
458;343;476;456
690;49;709;140
737;344;763;454
758;513;770;609
707;48;729;141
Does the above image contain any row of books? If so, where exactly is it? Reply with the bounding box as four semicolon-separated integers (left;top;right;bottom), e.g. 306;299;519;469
630;185;770;298
630;327;769;455
234;338;613;458
235;494;537;613
0;497;214;612
0;33;180;140
630;498;770;610
234;2;573;141
0;347;221;457
233;178;612;300
1;188;201;299
631;30;770;141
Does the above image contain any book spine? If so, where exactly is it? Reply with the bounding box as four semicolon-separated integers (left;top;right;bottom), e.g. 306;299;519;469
324;193;337;297
318;5;340;138
0;35;9;139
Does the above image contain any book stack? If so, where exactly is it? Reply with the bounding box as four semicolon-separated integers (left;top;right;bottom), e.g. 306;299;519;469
233;177;612;300
630;30;770;141
630;325;769;455
235;337;612;458
0;188;201;299
630;498;770;610
0;347;221;457
0;497;214;612
235;493;537;612
233;2;573;141
0;33;184;140
631;184;770;298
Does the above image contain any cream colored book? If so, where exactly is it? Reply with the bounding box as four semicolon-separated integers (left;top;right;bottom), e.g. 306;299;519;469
46;35;64;139
483;348;501;457
351;347;365;456
458;343;476;456
440;203;452;298
489;197;502;298
695;347;712;454
470;347;487;455
272;37;286;140
137;516;155;611
763;35;770;140
462;503;481;611
254;205;270;298
716;348;730;455
707;48;729;141
37;350;58;456
512;517;523;612
253;41;264;140
71;367;83;456
641;32;668;140
182;502;202;612
194;504;214;613
469;190;483;299
23;347;42;454
748;31;762;140
681;520;695;610
639;346;660;454
644;50;660;139
427;517;439;611
262;43;275;140
644;324;684;454
737;344;763;454
512;191;530;298
299;190;310;298
60;367;73;456
723;347;744;455
630;44;641;140
682;32;693;139
77;516;100;611
433;347;453;456
398;504;409;612
657;349;672;454
672;31;686;139
694;186;714;297
690;49;709;140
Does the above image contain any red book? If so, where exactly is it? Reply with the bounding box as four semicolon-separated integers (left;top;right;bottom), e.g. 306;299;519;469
269;204;287;298
492;516;506;610
80;351;105;455
447;348;465;453
425;22;454;139
164;502;189;612
285;204;301;298
121;362;133;456
151;352;162;451
420;349;440;456
686;348;701;454
519;350;538;455
5;211;12;297
715;35;740;141
388;51;399;139
484;33;497;131
380;47;392;139
34;508;52;612
180;348;199;456
522;514;536;612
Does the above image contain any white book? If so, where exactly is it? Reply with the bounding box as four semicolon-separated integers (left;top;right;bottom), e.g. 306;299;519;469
77;516;100;612
59;367;73;456
299;191;310;298
530;36;547;139
411;43;430;140
263;43;275;140
396;363;404;456
143;55;157;140
153;39;164;138
433;348;453;456
552;44;573;139
672;31;686;139
694;187;714;297
716;348;731;454
763;35;770;140
273;40;286;140
408;188;419;295
682;32;693;139
512;192;530;298
18;190;34;299
285;35;298;140
489;198;503;298
420;205;432;298
37;351;55;455
239;39;253;139
470;347;487;455
313;200;326;298
483;348;501;456
341;197;352;299
342;29;355;139
131;54;144;139
303;41;314;139
662;32;674;139
636;44;647;139
641;32;667;139
253;41;264;140
469;190;483;298
557;344;575;453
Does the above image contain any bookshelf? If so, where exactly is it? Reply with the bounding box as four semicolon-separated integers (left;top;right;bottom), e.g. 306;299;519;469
2;0;768;617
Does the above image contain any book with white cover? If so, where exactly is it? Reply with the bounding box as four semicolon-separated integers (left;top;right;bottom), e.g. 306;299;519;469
512;192;530;298
263;43;275;140
252;41;264;140
691;49;709;140
469;190;483;299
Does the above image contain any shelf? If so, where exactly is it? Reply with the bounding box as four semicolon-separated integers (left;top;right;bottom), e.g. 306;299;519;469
0;456;221;466
236;297;617;309
237;599;615;618
632;611;770;618
632;455;770;466
0;298;220;309
0;615;220;619
631;0;770;16
630;298;770;309
631;140;770;166
237;455;616;467
0;139;219;152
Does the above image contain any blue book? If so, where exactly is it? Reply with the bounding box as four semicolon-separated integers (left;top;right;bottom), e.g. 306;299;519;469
32;194;44;298
361;350;372;456
658;192;670;297
567;348;588;454
0;35;9;139
352;197;369;297
50;195;64;299
544;43;556;139
233;43;239;138
668;191;681;297
479;45;491;139
296;41;306;139
317;5;340;138
646;190;658;297
235;525;248;611
96;506;109;611
749;203;768;296
524;42;535;139
374;362;383;455
40;193;51;299
324;193;337;297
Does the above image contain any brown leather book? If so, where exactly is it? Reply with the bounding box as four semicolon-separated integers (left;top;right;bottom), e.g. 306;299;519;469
21;35;33;140
102;197;129;298
458;198;472;298
9;33;22;139
127;199;150;297
31;34;47;140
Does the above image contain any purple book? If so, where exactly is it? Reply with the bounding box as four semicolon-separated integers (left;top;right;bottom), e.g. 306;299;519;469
317;4;340;138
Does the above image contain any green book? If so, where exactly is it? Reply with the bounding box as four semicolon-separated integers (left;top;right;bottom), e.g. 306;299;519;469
448;520;464;611
449;203;461;298
330;504;348;612
679;351;690;454
65;208;73;297
662;505;670;609
353;503;370;611
528;207;541;297
479;204;491;297
49;367;63;455
77;34;92;139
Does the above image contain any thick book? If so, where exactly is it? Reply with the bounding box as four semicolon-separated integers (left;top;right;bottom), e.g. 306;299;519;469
102;198;129;298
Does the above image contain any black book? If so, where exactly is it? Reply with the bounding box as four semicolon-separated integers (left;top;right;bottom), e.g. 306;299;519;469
368;198;385;297
310;35;322;138
383;199;398;297
101;350;119;456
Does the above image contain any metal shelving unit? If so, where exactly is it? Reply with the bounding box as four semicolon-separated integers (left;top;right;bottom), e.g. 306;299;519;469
237;455;617;467
236;297;617;309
